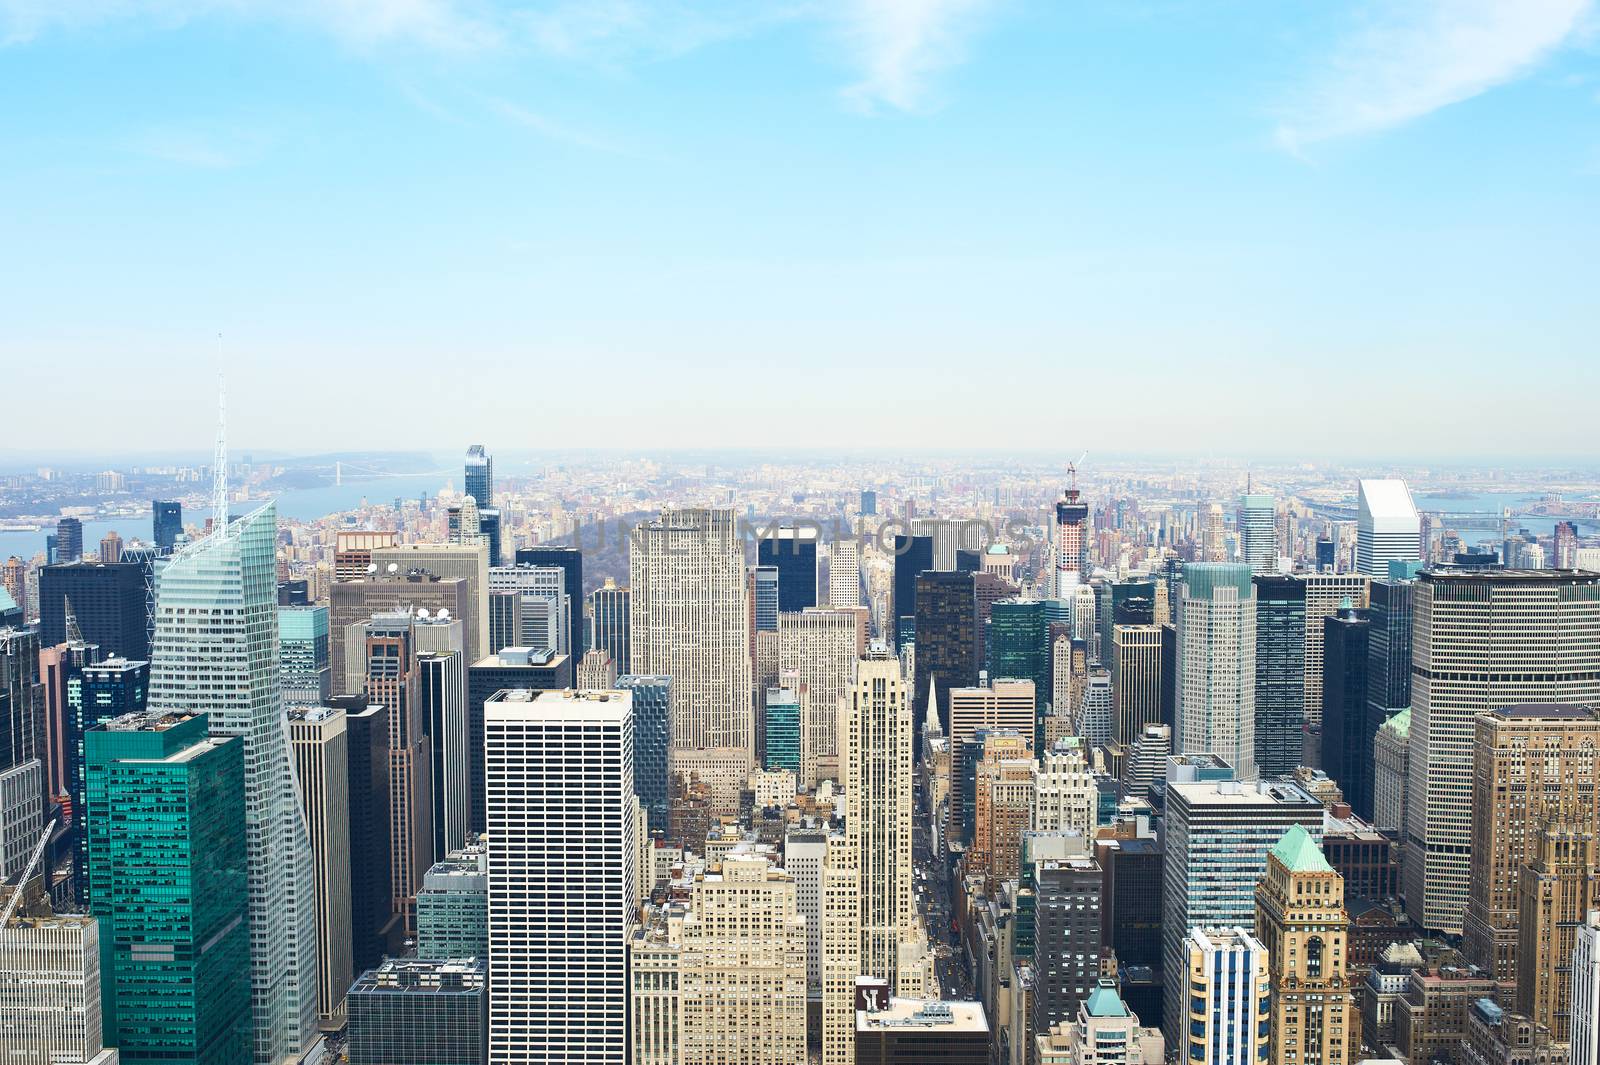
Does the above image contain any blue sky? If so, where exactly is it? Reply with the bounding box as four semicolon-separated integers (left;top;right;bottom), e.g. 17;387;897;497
2;0;1597;458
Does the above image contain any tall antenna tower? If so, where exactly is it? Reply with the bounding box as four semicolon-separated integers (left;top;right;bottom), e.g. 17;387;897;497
212;359;228;531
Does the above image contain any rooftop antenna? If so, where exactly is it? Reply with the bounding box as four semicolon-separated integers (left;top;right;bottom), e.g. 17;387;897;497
212;347;228;532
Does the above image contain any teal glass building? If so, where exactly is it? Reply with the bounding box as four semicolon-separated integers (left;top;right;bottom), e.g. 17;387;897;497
763;686;801;773
85;710;249;1065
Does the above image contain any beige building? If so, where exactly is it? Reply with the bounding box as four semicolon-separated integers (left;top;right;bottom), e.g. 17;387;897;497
631;509;754;802
948;678;1036;849
1463;703;1600;982
779;608;860;786
1516;815;1600;1037
1372;708;1410;833
820;832;860;1065
972;739;1033;880
333;529;397;581
1255;825;1358;1065
328;569;471;697
287;706;353;1030
577;648;618;689
370;541;490;663
829;539;861;608
1403;571;1600;934
1301;574;1370;728
1036;979;1164;1065
1110;624;1164;748
1184;928;1271;1065
0;909;112;1065
1033;737;1097;838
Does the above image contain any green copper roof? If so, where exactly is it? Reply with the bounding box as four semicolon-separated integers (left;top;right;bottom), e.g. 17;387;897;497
1383;707;1411;739
1084;984;1130;1018
1270;824;1333;874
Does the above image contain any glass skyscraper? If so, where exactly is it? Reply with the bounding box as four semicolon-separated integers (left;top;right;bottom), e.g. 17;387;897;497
987;598;1050;745
752;565;779;633
589;579;630;668
66;655;149;904
152;499;183;551
85;710;250;1065
149;502;319;1062
757;527;818;612
763;686;801;773
277;605;330;705
1252;574;1306;778
619;674;671;832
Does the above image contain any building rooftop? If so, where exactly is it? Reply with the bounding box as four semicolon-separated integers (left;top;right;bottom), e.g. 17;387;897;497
1483;702;1600;721
484;686;631;721
1357;479;1419;523
1169;779;1319;807
857;998;988;1035
1421;568;1600;584
1271;824;1334;874
1084;981;1131;1018
103;710;199;732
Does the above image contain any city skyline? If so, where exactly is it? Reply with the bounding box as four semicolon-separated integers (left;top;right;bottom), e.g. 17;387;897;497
4;2;1598;452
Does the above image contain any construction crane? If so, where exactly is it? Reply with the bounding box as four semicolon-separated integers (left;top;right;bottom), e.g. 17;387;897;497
0;823;54;930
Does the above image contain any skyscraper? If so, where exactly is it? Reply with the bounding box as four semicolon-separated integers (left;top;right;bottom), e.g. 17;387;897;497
1356;479;1421;578
488;563;570;658
589;578;629;667
630;508;753;799
891;534;933;650
341;699;394;975
1110;623;1163;749
1516;815;1600;1038
0;908;108;1065
1030;852;1104;1038
286;706;354;1032
1176;564;1257;779
914;570;980;739
485;689;635;1064
1238;493;1276;575
148;502;319;1062
64;655;148;903
1320;607;1370;815
1055;484;1090;597
1251;575;1304;777
329;569;471;696
466;647;571;833
514;547;584;661
989;598;1051;730
1403;570;1600;934
751;565;779;633
763;685;801;772
758;526;818;612
1300;574;1370;733
152;499;183;551
55;518;83;564
1255;825;1357;1065
38;561;149;661
778;607;859;786
1463;703;1600;990
1181;928;1270;1065
85;710;250;1064
828;538;861;608
464;444;492;511
369;543;490;665
1573;911;1600;1065
617;674;670;833
347;958;487;1065
278;605;330;705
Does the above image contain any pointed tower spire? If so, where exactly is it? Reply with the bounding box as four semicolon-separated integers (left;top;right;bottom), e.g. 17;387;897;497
212;363;228;532
924;676;942;738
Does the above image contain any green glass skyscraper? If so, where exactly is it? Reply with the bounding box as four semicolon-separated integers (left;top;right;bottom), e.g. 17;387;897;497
86;710;250;1065
150;502;319;1062
987;598;1051;745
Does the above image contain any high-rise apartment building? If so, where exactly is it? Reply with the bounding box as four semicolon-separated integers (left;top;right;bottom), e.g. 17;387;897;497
485;689;636;1064
1056;485;1090;597
758;526;818;612
1161;778;1324;1045
287;706;353;1031
829;538;861;608
590;579;630;667
1463;703;1600;991
1177;564;1258;779
1356;479;1421;579
1239;494;1277;575
148;503;318;1062
464;444;492;510
1181;928;1271;1065
630;508;754;798
1403;570;1600;934
1255;825;1357;1065
778;607;859;785
85;710;250;1065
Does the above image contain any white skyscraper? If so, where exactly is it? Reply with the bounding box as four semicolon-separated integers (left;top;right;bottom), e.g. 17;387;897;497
1574;911;1600;1065
778;608;859;786
486;688;635;1064
1356;479;1422;578
1055;484;1090;597
1175;563;1258;780
828;538;861;608
1238;493;1276;575
0;912;110;1065
149;502;318;1063
630;508;754;800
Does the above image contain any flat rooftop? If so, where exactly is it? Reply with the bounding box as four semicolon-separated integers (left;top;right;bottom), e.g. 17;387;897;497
857;998;988;1035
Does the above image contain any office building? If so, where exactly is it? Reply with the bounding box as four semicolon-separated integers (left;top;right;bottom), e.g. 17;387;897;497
947;679;1035;849
971;735;1032;878
1252;575;1304;777
278;605;330;705
464;444;492;510
829;538;861;608
1181;928;1271;1065
341;699;394;974
856;998;989;1065
590;578;629;666
85;710;250;1065
989;597;1051;723
1239;493;1277;575
1110;623;1163;749
614;674;670;833
0;759;43;885
332;530;397;582
148;503;318;1062
370;542;490;664
514;547;584;658
1161;778;1324;1044
1516;814;1600;1038
1031;853;1105;1038
1177;564;1257;779
287;706;353;1031
152;499;183;551
415;616;469;858
915;570;980;738
1;558;25;621
1403;570;1600;934
630;508;754;800
778;607;859;785
485;689;636;1064
465;647;571;833
489;563;571;658
0;624;44;780
418;839;489;962
1099;832;1162;974
759;525;819;611
819;831;861;1065
1301;574;1370;732
39;561;149;661
1365;574;1414;735
577;648;617;689
1463;703;1600;989
891;534;933;649
1573;911;1599;1065
54;518;83;564
1121;723;1171;801
1321;607;1370;814
1356;479;1422;578
1035;980;1164;1065
1372;708;1410;834
0;908;110;1065
764;685;801;772
1255;825;1357;1065
347;958;487;1065
329;569;471;696
1032;738;1097;837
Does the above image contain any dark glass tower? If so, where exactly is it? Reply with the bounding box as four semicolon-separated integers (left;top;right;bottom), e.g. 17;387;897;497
892;534;934;652
339;697;395;974
757;529;817;612
515;547;584;658
1365;577;1413;731
152;500;183;551
38;561;150;661
464;444;492;510
55;517;83;564
1322;607;1371;817
1099;580;1156;666
619;674;670;832
1030;855;1105;1038
914;570;979;738
66;656;149;904
589;580;630;669
988;598;1050;745
1253;575;1306;777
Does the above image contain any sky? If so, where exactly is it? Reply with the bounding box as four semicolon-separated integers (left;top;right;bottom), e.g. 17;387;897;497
2;0;1597;459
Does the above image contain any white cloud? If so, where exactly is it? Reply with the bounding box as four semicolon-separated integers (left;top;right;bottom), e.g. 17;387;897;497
837;0;995;111
1276;0;1594;151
